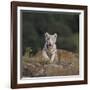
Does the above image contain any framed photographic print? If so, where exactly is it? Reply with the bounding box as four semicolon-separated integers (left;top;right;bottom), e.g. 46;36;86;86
11;1;88;89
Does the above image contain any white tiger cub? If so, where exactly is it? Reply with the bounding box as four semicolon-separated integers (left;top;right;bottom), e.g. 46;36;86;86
42;32;58;63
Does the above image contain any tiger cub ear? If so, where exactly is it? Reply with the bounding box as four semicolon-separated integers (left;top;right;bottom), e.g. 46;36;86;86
45;32;49;37
54;33;57;38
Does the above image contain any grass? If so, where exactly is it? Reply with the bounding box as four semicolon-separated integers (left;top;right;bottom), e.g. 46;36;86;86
22;49;79;77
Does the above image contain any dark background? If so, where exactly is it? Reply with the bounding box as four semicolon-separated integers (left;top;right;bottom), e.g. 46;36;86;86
21;10;79;55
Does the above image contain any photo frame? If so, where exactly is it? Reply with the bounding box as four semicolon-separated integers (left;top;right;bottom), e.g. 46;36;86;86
11;1;88;89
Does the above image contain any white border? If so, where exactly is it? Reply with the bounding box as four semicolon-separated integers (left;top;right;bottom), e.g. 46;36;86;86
17;7;84;84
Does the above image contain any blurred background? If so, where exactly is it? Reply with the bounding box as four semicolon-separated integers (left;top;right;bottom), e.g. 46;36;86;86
21;10;79;55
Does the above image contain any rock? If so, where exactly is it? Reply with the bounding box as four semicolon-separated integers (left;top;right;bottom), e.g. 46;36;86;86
23;62;46;77
22;49;79;77
44;64;64;76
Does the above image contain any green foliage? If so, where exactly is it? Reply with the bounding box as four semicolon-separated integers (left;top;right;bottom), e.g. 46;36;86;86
57;33;79;52
22;11;79;54
24;47;33;57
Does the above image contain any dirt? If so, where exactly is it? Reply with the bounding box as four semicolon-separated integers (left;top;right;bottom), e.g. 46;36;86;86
22;49;79;77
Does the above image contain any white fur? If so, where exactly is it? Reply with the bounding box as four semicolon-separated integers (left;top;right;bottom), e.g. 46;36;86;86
42;32;57;62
